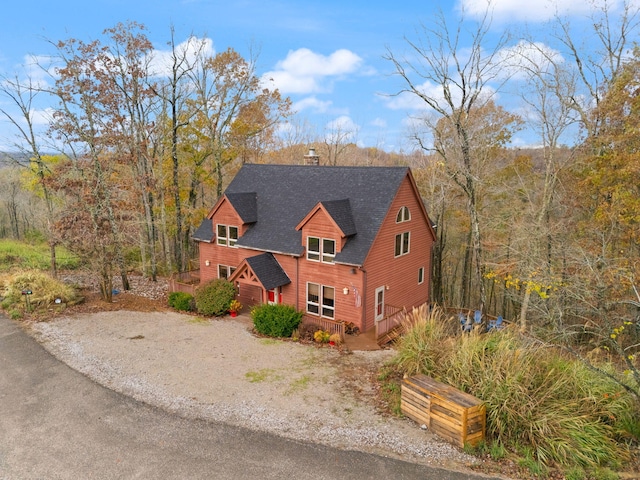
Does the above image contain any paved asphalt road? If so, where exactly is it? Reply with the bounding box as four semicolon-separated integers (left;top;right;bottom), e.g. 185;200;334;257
0;314;503;479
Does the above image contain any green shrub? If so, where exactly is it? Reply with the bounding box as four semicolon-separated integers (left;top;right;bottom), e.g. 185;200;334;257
391;305;640;474
251;303;302;337
168;291;195;312
194;279;236;316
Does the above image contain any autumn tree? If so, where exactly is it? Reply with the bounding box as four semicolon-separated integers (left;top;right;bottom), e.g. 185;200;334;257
386;8;514;312
46;34;136;300
0;74;61;276
189;46;291;199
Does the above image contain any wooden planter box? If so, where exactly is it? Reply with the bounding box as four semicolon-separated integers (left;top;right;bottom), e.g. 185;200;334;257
401;374;486;448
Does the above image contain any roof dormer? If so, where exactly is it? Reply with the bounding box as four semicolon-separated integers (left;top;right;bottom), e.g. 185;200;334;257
295;198;356;238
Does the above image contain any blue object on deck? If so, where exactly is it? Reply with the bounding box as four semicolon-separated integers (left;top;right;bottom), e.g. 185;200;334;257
474;310;482;324
488;315;504;331
112;289;120;295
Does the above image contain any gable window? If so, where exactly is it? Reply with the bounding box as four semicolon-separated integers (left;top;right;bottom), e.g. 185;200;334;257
307;237;320;261
396;206;411;223
322;239;335;263
217;224;238;247
395;232;410;257
307;282;335;319
418;266;425;284
307;236;335;264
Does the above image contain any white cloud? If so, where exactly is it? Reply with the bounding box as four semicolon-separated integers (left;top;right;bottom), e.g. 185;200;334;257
385;82;443;111
370;118;387;128
324;115;359;143
263;48;363;94
30;107;54;125
496;41;564;80
292;96;333;114
148;37;215;77
459;0;638;23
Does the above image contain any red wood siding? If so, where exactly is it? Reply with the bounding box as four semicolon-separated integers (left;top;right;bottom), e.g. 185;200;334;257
297;259;364;330
298;209;364;330
362;176;434;331
301;209;345;252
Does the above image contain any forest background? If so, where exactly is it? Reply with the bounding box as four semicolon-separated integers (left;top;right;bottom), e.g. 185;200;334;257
0;3;639;397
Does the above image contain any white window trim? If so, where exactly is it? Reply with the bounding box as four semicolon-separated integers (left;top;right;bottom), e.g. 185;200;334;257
396;206;411;223
394;231;410;257
307;236;336;264
306;282;335;319
216;224;238;247
218;264;236;279
418;266;425;284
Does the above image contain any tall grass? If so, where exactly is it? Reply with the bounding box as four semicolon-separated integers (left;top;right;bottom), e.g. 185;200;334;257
0;269;82;313
0;239;79;272
392;305;639;472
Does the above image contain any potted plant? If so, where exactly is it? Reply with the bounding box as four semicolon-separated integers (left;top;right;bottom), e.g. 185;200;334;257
229;299;242;317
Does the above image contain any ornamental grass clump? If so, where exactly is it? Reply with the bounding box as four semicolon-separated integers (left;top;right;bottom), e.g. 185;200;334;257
0;269;81;314
391;305;639;475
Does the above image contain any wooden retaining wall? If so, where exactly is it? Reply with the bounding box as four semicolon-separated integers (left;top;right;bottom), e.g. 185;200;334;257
401;374;486;448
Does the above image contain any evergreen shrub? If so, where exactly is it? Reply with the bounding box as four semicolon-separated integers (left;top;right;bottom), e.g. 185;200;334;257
251;303;302;337
194;279;236;316
168;291;195;312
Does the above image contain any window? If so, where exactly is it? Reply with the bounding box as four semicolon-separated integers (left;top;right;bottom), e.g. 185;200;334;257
322;239;335;263
322;286;335;318
216;224;238;247
395;232;410;257
396;206;411;223
217;224;227;246
228;226;238;247
307;237;320;261
218;264;236;279
307;282;335;319
418;266;425;284
307;236;335;263
307;283;319;314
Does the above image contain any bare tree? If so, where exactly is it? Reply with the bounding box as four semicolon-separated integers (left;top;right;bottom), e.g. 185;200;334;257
385;8;512;313
0;73;60;276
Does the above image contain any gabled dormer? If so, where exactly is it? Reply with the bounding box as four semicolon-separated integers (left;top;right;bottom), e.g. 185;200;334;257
193;192;257;246
295;199;356;263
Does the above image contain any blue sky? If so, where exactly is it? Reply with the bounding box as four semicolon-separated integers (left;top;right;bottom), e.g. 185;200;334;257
0;0;636;152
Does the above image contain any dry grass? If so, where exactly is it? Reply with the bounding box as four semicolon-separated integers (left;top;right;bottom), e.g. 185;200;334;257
390;305;639;475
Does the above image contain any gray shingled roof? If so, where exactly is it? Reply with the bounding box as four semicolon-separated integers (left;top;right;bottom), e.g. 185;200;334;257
225;164;410;266
192;217;214;242
245;252;291;291
320;199;357;237
226;192;257;223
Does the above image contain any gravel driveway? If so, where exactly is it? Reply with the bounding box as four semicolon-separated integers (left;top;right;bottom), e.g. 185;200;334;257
27;310;476;470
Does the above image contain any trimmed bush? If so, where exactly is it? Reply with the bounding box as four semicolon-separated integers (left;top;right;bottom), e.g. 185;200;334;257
168;291;195;312
194;279;236;316
251;303;302;338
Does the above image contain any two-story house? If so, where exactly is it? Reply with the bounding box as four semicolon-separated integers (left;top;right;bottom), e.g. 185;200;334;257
192;163;436;338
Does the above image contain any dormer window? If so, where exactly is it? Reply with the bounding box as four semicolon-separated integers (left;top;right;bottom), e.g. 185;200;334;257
217;224;238;247
307;236;335;264
396;206;411;223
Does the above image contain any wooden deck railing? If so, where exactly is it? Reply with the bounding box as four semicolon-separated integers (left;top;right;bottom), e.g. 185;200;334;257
302;316;346;340
168;269;201;296
375;304;406;342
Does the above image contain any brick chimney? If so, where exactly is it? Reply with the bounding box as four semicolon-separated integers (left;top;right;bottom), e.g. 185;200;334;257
303;147;319;165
